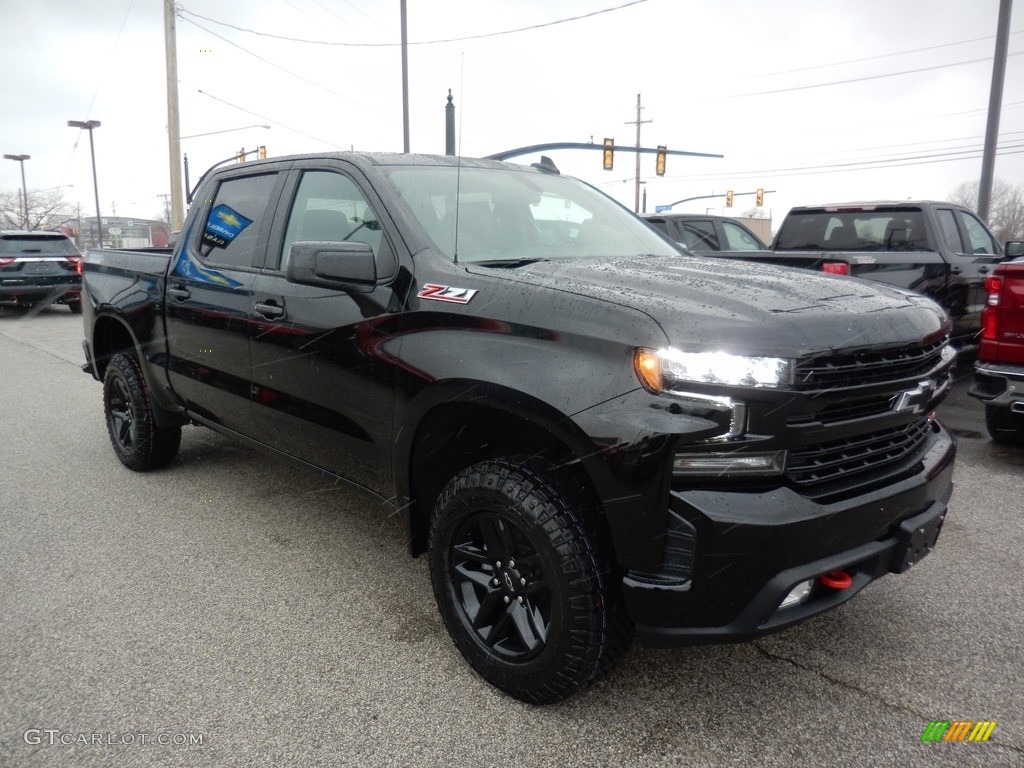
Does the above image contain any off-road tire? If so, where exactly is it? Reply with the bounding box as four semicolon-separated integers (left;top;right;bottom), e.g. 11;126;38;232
103;352;181;470
985;404;1024;445
429;459;632;704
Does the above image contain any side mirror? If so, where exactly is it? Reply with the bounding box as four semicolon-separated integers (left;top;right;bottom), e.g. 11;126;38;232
286;241;377;291
1004;241;1024;260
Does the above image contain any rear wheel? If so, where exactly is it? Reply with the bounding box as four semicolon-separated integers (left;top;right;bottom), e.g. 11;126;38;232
66;298;82;314
428;459;631;704
103;352;182;470
985;404;1024;445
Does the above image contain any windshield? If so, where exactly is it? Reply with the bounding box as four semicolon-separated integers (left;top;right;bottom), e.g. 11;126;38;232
382;165;679;263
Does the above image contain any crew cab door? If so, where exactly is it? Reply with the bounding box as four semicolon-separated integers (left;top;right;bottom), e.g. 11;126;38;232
933;206;1002;341
249;164;405;496
164;167;286;435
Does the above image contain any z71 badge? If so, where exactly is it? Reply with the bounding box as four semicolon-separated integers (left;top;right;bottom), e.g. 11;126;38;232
417;284;478;304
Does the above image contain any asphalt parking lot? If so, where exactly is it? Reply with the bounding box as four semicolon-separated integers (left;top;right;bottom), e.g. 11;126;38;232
1;305;1022;768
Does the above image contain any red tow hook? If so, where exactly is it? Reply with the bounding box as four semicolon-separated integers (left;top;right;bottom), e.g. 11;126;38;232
818;570;853;590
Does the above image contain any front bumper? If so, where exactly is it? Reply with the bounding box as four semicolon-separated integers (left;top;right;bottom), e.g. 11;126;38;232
624;421;956;646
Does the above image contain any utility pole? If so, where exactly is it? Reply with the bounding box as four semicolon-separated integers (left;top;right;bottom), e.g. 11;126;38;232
624;93;652;213
164;0;184;231
157;193;171;223
3;154;30;228
978;0;1013;224
400;0;410;153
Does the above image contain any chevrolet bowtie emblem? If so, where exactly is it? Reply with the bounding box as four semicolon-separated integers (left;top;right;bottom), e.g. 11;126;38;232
892;380;937;415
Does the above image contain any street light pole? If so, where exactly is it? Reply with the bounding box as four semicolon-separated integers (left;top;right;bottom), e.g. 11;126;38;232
3;153;31;228
67;120;103;248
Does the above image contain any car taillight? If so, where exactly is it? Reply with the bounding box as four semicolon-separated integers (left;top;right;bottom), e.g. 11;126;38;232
821;261;849;275
981;306;998;341
0;256;14;267
985;275;1002;306
67;256;84;275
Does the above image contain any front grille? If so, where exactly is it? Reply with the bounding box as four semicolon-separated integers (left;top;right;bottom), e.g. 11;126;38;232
786;419;932;487
793;339;947;391
787;393;898;426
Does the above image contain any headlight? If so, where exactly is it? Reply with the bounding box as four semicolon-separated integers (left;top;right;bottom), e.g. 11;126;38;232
635;347;792;392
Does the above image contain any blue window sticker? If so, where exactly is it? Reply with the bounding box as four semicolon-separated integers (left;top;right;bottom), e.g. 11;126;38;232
203;204;253;248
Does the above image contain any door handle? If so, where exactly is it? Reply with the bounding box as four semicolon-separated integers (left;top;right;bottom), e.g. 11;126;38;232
255;301;285;319
167;286;191;300
978;266;990;274
949;267;962;275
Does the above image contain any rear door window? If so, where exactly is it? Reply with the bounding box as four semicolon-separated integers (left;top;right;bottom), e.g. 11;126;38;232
199;173;280;269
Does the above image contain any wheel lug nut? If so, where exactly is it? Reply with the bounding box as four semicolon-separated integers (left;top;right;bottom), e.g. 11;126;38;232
509;559;515;568
520;577;526;586
495;561;502;568
492;578;499;587
503;596;510;604
517;596;523;604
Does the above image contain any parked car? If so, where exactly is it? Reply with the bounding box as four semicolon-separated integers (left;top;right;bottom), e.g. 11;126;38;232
641;212;769;252
82;152;955;704
969;251;1024;443
702;201;1024;347
0;230;84;312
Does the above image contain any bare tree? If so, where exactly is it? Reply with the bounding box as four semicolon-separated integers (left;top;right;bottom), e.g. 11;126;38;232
950;179;1024;242
0;188;75;231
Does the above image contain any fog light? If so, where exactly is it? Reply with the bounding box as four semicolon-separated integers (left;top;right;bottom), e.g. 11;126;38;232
780;579;815;609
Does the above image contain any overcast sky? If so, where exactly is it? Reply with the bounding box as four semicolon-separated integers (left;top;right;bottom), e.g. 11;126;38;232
2;0;1021;227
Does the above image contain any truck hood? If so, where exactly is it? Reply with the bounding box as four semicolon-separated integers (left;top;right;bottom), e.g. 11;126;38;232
467;254;949;357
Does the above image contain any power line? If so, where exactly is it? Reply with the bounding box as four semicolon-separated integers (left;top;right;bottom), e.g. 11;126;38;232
745;30;1024;79
189;86;348;149
179;15;370;108
660;143;1024;182
712;51;1024;99
176;0;653;47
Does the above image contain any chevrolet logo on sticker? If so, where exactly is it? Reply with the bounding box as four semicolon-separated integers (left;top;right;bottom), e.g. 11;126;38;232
891;380;937;415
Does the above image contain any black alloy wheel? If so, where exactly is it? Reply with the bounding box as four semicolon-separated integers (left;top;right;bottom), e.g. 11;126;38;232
429;459;631;704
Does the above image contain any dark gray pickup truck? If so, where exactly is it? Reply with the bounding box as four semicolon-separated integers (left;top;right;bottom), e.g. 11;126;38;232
706;201;1024;347
81;153;957;703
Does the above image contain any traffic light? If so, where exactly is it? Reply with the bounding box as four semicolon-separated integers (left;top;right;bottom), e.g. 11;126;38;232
603;138;614;170
756;188;764;206
258;145;267;160
726;190;734;207
655;145;667;176
236;147;246;163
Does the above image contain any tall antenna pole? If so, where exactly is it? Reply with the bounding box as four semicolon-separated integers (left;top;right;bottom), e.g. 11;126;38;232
624;93;652;213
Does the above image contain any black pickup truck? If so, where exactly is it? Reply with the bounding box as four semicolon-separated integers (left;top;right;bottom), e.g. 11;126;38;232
82;153;957;704
705;201;1024;348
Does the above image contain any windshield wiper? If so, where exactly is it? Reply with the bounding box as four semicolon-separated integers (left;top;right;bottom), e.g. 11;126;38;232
475;258;551;269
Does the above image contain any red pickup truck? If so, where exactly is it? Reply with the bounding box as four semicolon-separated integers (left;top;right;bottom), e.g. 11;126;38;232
970;255;1024;443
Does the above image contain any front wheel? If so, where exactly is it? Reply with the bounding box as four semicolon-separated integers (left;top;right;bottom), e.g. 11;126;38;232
429;459;631;704
985;404;1024;445
103;352;182;470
